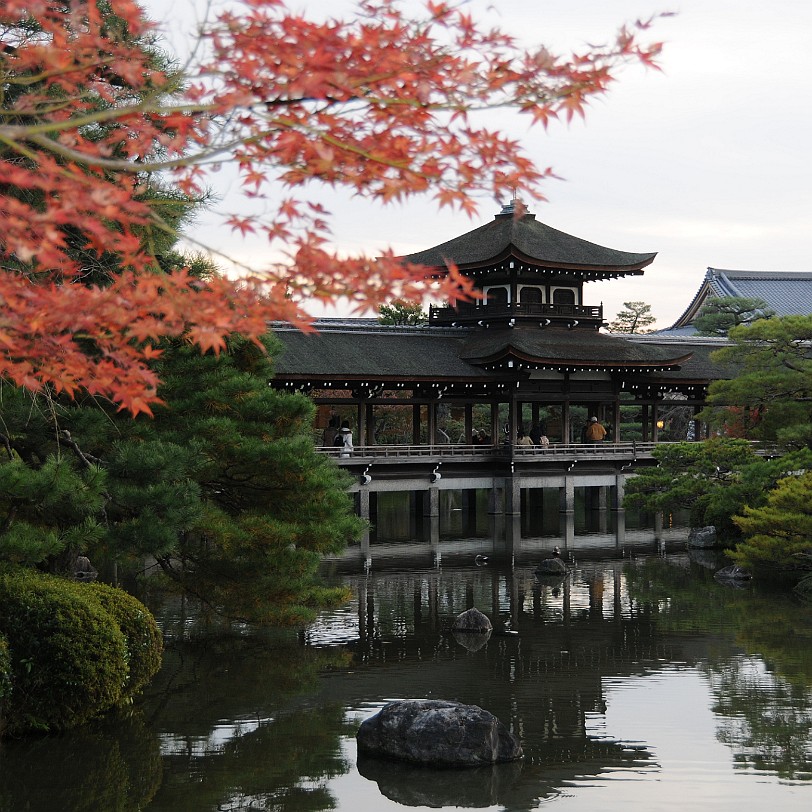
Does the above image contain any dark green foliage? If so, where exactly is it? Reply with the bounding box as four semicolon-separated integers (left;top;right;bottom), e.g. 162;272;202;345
0;449;108;566
730;472;812;575
624;438;757;534
0;568;128;734
75;582;163;699
608;301;655;333
142;335;361;623
693;295;775;336
703;315;812;448
0;333;361;624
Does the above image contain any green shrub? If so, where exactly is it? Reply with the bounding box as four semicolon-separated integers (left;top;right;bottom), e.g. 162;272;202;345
76;582;163;699
0;567;129;734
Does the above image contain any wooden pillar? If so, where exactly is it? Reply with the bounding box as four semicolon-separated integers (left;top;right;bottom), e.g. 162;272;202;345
365;402;375;445
652;401;660;442
641;403;649;442
464;403;473;444
428;402;437;446
508;395;519;443
412;404;421;444
356;403;366;447
612;397;621;443
563;399;571;444
490;402;500;446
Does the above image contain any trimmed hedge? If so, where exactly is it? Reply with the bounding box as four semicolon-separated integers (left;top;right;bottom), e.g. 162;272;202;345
76;581;163;700
0;568;162;735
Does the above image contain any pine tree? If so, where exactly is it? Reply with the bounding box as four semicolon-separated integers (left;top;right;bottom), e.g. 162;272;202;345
694;296;775;336
608;301;656;333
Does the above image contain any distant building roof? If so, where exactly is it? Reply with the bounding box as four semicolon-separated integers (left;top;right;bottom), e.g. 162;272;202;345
400;209;656;277
666;268;812;333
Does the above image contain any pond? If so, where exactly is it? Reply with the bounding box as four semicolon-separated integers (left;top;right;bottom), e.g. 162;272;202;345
2;520;812;810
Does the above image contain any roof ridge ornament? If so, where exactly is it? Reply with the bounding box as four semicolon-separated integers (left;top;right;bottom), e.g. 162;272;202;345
497;196;528;217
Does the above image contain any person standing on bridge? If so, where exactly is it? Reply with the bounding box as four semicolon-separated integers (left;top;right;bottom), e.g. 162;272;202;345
338;420;353;457
585;416;607;443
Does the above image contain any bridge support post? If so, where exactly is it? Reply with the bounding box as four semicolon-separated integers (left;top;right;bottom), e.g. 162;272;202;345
488;483;504;515
358;489;371;563
613;474;626;510
559;476;575;513
424;486;440;518
505;475;521;516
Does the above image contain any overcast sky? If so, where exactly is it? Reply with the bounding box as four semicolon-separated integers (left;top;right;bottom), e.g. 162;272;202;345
145;0;812;328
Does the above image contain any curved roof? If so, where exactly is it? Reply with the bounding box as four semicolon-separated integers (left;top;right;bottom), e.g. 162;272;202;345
668;267;812;331
401;212;656;275
272;324;488;380
460;327;690;370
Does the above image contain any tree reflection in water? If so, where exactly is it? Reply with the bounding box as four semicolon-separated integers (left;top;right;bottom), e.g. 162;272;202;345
627;558;812;781
1;554;812;811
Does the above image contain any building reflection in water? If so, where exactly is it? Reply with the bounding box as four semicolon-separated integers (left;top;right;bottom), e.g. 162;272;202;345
307;553;691;807
334;485;684;570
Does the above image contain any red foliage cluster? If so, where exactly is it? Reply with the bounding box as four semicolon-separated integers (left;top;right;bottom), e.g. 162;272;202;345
0;0;662;413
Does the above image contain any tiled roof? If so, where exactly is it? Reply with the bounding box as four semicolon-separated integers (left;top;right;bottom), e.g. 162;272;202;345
668;268;812;330
272;322;697;381
707;269;812;316
400;212;656;274
460;326;690;368
272;324;489;380
629;335;732;380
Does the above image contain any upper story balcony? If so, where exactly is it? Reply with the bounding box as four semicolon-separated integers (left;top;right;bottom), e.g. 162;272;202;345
428;301;604;328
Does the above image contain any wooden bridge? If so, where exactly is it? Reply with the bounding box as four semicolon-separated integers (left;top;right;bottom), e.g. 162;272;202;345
315;441;683;568
319;440;660;484
316;441;665;520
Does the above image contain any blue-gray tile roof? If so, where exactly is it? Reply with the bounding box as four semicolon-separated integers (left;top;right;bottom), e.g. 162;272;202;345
667;268;812;331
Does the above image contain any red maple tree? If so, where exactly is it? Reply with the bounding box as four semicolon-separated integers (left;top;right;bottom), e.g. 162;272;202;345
0;0;663;413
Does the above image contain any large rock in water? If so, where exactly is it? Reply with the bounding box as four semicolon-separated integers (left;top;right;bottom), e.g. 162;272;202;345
356;700;523;766
535;557;567;576
688;526;718;548
452;607;492;633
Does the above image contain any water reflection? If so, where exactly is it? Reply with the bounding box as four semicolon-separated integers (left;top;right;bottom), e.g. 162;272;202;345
1;554;812;811
344;486;686;570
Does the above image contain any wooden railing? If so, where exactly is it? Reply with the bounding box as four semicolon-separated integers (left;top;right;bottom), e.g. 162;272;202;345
317;441;661;461
428;302;603;323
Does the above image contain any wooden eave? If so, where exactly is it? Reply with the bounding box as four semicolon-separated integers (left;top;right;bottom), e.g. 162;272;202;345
399;212;657;276
471;345;692;371
420;244;653;278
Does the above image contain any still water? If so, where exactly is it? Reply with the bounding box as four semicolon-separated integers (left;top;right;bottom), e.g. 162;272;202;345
2;507;812;811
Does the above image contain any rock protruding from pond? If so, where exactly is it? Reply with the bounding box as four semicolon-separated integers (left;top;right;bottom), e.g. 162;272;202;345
688;526;718;548
714;564;751;582
535;557;567;576
452;607;492;633
356;700;523;766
